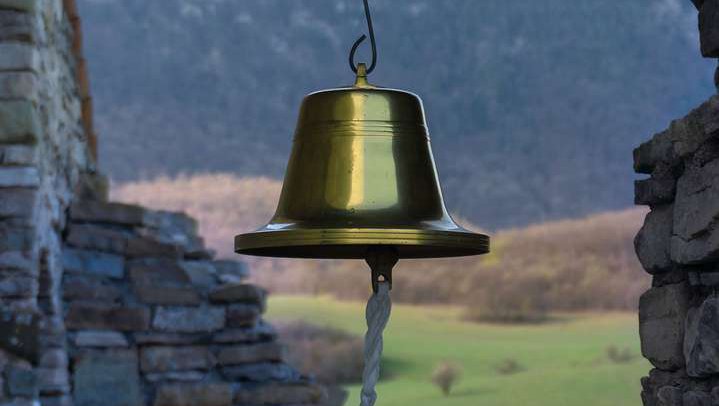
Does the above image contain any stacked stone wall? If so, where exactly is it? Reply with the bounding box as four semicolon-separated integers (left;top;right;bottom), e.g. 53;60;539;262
61;200;324;406
0;0;96;404
0;1;329;405
635;2;719;404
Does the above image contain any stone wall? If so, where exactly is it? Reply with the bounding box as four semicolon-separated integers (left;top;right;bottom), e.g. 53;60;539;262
1;0;97;404
61;200;324;406
634;2;719;405
0;1;327;405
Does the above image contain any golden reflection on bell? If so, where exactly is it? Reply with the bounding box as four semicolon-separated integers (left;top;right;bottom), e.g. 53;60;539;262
235;64;489;259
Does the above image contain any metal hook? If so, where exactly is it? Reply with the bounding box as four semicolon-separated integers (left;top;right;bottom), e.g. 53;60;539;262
349;0;377;75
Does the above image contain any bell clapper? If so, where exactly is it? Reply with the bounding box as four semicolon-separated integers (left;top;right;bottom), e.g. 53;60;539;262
365;246;399;293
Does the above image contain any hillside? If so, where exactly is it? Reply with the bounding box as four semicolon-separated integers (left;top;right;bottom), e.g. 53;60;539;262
112;173;649;311
80;0;714;229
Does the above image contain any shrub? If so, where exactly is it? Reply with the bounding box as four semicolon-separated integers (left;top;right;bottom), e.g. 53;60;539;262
275;321;364;385
606;345;635;364
431;361;462;396
465;273;551;324
494;358;524;375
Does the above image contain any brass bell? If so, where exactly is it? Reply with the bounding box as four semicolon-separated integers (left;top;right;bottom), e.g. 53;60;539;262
237;3;488;403
235;64;489;260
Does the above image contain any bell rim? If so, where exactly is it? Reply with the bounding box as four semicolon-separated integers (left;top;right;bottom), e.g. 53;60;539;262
234;227;489;259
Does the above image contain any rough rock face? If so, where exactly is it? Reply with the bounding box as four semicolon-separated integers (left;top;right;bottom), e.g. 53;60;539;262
639;283;690;371
698;0;719;58
635;3;719;403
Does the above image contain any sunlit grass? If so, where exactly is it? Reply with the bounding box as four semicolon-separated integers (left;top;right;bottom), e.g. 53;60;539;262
267;295;648;406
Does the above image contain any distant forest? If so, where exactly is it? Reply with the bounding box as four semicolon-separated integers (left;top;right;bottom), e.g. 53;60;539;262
80;0;715;229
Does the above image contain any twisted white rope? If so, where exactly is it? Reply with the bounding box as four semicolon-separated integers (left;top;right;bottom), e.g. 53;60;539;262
360;281;392;406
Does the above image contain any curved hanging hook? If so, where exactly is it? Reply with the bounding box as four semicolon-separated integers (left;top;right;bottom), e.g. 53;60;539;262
349;0;377;74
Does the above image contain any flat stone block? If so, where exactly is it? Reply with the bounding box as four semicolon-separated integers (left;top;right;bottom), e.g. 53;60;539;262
0;100;38;144
0;309;39;362
0;43;37;72
62;275;123;302
129;259;200;305
73;350;143;406
0;398;37;406
633;133;673;175
226;303;261;327
685;295;719;377
62;248;124;279
65;224;128;254
635;205;674;274
234;383;325;405
684;391;712;406
0;188;36;218
143;210;198;234
70;201;145;226
0;273;34;298
0;72;36;101
0;251;32;271
0;145;36;165
209;283;266;309
179;261;218;292
73;331;129;347
639;283;690;371
74;173;109;202
220;362;300;383
673;99;719;159
634;97;719;176
39;395;73;406
0;0;37;12
125;235;181;259
0;10;33;42
144;371;206;383
153;383;232;406
140;346;214;373
132;282;201;306
0;166;38;187
213;322;277;344
635;178;675;206
635;162;677;206
0;221;33;252
674;159;719;240
39;349;67;369
671;158;719;265
657;386;683;406
699;0;719;57
38;315;65;349
152;306;225;333
141;210;204;255
671;233;719;267
217;342;285;365
133;332;208;346
65;303;150;331
5;364;36;397
37;367;69;395
212;260;249;283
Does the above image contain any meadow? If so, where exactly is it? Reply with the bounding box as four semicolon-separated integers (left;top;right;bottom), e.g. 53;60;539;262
267;296;648;406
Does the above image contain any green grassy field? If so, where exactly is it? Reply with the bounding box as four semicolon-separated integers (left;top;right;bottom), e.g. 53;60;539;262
267;296;648;406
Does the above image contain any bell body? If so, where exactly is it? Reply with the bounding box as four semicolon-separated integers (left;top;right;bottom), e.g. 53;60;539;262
235;75;489;259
